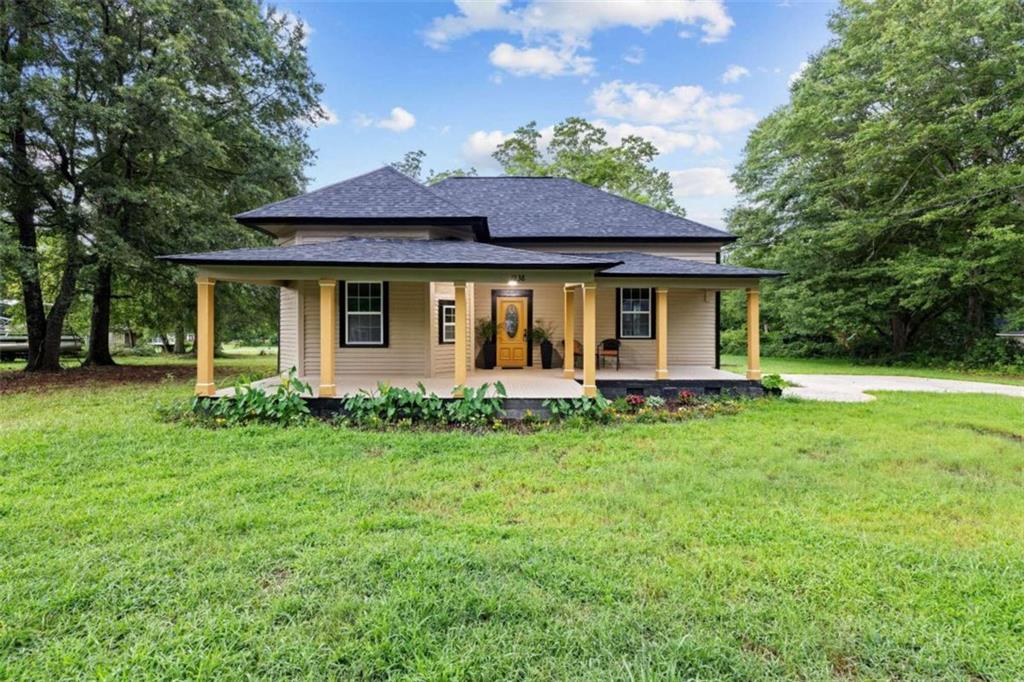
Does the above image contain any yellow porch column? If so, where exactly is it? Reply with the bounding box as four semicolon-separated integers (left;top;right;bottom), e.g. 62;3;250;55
655;288;668;380
582;283;597;397
746;287;761;380
194;276;216;396
562;285;576;379
453;282;468;395
318;279;337;397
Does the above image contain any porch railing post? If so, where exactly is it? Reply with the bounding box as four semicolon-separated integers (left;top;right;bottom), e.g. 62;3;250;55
655;287;668;380
562;285;576;379
454;282;468;396
195;276;216;396
318;279;337;397
582;283;597;397
746;287;761;380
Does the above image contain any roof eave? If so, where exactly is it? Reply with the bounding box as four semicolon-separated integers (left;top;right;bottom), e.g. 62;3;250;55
157;256;619;270
488;235;737;244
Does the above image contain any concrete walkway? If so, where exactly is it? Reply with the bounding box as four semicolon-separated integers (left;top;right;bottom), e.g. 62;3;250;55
781;374;1024;402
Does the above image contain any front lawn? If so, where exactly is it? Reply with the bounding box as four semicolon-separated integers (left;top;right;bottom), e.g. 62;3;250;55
721;353;1024;386
1;372;1022;678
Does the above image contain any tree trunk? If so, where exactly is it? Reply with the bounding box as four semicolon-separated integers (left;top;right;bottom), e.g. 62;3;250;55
173;323;186;354
84;262;116;366
890;314;912;356
10;123;50;370
28;238;83;372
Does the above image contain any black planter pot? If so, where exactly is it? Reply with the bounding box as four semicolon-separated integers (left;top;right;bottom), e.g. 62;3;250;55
482;341;496;369
540;340;554;369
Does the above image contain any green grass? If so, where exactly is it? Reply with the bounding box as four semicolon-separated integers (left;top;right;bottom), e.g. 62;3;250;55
722;353;1024;386
1;372;1023;678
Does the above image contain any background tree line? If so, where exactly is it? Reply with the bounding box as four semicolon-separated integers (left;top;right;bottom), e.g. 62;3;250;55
724;0;1024;366
1;0;321;371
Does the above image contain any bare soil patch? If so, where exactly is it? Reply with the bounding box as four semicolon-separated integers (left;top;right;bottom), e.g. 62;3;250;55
0;364;253;396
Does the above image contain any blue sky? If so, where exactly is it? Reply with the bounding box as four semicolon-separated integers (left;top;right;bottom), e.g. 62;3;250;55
280;0;836;228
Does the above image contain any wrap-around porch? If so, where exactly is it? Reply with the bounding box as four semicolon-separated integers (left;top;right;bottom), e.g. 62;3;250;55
195;273;765;400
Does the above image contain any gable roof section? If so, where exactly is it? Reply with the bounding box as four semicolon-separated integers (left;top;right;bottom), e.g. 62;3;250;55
586;251;784;278
160;237;621;270
431;176;735;242
234;166;483;226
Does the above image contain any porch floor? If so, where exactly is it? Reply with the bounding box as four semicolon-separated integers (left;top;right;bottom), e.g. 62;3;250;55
216;365;746;399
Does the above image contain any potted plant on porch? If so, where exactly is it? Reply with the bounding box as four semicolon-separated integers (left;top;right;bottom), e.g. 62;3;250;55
475;318;497;369
529;320;555;369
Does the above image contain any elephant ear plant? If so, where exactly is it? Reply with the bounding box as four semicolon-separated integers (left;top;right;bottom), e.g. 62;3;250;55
158;368;312;427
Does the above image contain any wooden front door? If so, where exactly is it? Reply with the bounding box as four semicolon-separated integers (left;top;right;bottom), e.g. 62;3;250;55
496;296;527;368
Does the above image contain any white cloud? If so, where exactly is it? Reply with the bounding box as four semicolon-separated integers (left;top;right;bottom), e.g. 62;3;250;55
489;43;594;77
461;130;511;167
669;167;735;197
423;0;732;78
789;61;809;86
720;64;749;84
590;80;758;132
623;46;645;65
424;0;733;48
355;107;417;132
596;121;719;155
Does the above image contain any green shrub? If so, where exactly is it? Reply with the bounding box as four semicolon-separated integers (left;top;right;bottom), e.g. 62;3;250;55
542;394;611;423
760;374;790;392
340;382;507;428
158;368;311;427
644;395;666;410
112;343;157;357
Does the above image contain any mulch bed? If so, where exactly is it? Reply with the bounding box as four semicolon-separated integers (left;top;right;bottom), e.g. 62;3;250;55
0;364;251;396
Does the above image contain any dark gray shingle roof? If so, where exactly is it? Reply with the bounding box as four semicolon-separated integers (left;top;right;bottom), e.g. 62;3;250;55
586;251;784;278
234;166;480;222
431;176;734;241
160;237;621;270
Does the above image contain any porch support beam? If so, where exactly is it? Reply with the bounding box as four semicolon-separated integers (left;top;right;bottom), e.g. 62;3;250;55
454;282;468;396
582;283;597;397
655;287;668;380
194;276;216;396
318;279;337;397
562;285;576;379
746;287;761;381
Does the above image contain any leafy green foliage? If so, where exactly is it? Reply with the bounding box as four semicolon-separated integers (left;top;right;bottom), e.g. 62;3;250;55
341;382;507;429
760;374;790;392
159;368;311;427
493;117;683;214
541;394;612;422
727;0;1024;363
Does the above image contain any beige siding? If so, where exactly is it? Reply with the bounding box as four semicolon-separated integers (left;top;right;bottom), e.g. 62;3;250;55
526;241;721;263
278;285;301;373
292;226;472;243
299;280;430;377
430;282;455;377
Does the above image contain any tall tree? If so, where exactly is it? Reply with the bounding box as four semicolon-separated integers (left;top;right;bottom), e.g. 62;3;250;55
0;0;322;371
727;0;1024;359
494;117;683;215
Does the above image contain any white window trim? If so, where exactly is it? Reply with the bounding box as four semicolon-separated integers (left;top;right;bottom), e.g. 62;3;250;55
440;302;456;344
344;280;384;346
619;287;653;339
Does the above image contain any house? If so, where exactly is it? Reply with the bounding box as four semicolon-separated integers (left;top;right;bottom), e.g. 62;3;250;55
162;166;782;401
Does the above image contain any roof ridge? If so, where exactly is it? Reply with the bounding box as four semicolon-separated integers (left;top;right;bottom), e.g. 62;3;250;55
378;166;482;216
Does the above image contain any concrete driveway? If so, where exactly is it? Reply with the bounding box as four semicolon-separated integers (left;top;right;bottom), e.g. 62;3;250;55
781;374;1024;402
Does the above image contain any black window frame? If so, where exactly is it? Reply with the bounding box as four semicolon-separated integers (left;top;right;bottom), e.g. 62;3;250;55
339;280;389;348
438;298;456;345
616;287;656;340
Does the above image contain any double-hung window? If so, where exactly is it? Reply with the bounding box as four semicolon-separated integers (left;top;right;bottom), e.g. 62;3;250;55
618;287;654;339
438;300;456;344
342;281;387;346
